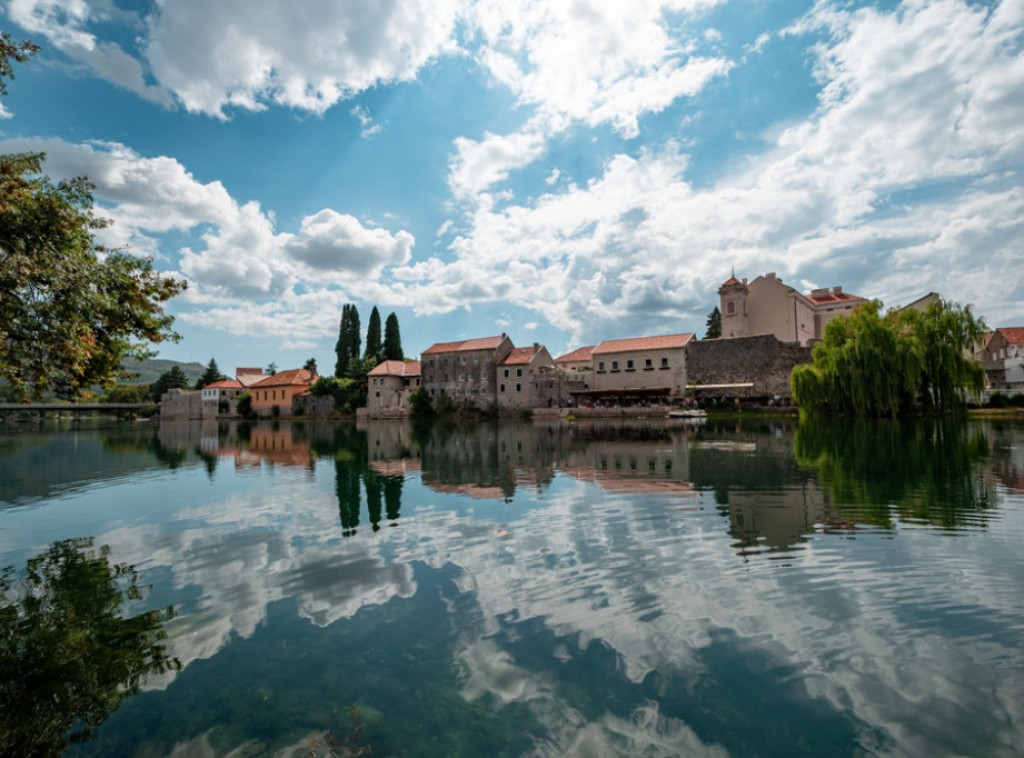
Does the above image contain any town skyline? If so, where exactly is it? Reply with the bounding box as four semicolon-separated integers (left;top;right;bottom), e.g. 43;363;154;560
2;0;1021;373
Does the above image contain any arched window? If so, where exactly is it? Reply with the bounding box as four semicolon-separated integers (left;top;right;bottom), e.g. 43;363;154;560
727;301;735;314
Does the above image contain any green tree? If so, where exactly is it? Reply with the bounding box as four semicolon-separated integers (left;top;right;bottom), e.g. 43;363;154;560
150;365;190;402
704;306;721;339
303;356;318;375
0;153;187;400
791;298;985;417
265;361;278;376
334;303;361;377
0;33;38;97
364;305;382;364
195;357;226;389
384;311;404;360
0;538;180;756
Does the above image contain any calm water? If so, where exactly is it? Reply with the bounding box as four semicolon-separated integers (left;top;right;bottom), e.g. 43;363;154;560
1;417;1022;757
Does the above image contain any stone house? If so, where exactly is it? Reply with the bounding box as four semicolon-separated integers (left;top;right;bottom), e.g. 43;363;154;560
719;272;865;346
420;334;514;408
249;368;316;416
978;328;1024;390
201;379;244;415
366;360;421;414
579;333;695;405
496;345;558;411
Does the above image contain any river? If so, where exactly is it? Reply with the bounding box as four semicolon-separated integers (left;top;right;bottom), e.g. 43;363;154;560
1;416;1022;757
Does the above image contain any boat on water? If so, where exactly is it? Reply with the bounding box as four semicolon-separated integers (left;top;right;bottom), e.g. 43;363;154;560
667;409;708;419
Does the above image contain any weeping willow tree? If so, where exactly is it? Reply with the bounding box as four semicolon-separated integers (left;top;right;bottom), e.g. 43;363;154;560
791;298;985;417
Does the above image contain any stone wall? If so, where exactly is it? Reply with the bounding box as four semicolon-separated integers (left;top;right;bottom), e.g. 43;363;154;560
685;335;812;398
160;388;203;419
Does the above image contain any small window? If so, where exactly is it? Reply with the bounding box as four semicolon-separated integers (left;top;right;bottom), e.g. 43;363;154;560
598;361;605;371
504;369;509;378
500;384;505;393
727;301;735;314
516;383;521;392
612;361;619;370
516;368;522;377
626;360;634;370
645;358;652;368
661;357;669;368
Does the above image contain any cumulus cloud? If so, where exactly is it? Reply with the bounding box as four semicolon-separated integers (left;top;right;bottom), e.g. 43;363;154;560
283;209;413;277
144;0;460;117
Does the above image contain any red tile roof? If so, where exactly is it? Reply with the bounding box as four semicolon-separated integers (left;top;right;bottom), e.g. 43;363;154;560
421;335;508;354
806;290;865;304
205;379;242;389
368;360;421;377
721;276;742;286
250;368;316;388
592;334;695;354
555;346;595;364
997;327;1024;345
499;347;540;365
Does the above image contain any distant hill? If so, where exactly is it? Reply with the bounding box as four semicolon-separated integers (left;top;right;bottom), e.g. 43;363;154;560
120;358;206;387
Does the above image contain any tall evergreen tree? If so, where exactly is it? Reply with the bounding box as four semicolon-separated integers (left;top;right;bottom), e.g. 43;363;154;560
334;304;361;377
384;312;404;361
195;358;226;389
150;365;190;402
364;306;382;364
704;307;722;339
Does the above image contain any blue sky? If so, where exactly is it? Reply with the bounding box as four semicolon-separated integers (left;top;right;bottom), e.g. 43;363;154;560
2;0;1022;373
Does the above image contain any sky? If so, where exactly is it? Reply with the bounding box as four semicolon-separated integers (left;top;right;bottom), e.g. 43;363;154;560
1;0;1022;374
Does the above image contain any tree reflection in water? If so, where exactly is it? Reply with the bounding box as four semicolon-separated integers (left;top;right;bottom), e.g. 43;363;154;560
794;419;996;530
0;538;180;757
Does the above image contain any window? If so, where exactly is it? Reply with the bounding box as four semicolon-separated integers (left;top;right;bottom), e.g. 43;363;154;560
504;369;509;378
612;361;619;371
626;360;634;370
661;357;669;368
461;356;466;365
645;358;652;369
516;368;522;377
727;301;735;314
516;383;521;392
500;384;505;393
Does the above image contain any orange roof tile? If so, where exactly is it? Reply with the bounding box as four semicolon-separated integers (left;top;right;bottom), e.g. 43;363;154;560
997;327;1024;345
421;335;508;354
499;347;539;365
250;368;315;388
368;360;421;376
806;290;865;304
205;379;242;389
592;334;695;354
555;346;595;364
721;276;742;286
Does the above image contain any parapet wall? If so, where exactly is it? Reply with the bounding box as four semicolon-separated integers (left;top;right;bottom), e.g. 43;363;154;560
686;335;812;398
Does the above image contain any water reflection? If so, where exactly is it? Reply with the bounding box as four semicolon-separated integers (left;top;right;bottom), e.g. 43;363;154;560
794;420;997;530
0;538;179;756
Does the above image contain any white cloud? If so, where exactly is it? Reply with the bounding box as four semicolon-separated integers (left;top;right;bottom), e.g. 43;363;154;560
144;0;461;117
283;209;414;278
7;0;173;105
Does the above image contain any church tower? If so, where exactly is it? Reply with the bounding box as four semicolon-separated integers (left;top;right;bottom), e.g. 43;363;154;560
718;272;749;339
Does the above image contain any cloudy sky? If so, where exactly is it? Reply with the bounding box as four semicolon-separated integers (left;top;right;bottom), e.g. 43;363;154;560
2;0;1022;371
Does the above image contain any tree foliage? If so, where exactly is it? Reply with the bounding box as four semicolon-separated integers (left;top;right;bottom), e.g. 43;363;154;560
0;538;180;756
195;357;226;389
384;311;404;361
334;303;361;378
0;152;186;399
704;306;721;339
150;365;190;402
791;299;986;417
364;305;382;363
0;32;38;97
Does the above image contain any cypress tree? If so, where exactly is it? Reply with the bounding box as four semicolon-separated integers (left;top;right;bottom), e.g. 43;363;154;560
384;312;404;361
195;358;226;389
334;304;361;377
364;306;382;364
704;307;721;339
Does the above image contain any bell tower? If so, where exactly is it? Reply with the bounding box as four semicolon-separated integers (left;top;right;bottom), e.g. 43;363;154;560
718;271;749;339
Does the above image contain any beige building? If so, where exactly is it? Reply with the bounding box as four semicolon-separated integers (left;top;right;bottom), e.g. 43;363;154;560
420;334;514;408
366;360;421;413
719;272;865;345
496;345;558;411
579;333;695;405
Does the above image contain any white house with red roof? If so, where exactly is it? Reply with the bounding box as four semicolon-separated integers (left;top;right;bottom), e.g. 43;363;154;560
366;360;421;413
719;272;866;346
496;344;557;410
420;334;514;408
978;327;1024;390
582;333;696;405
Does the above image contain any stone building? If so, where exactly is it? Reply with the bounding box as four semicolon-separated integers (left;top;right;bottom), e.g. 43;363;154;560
576;333;695;405
977;327;1024;390
719;272;865;345
420;334;514;408
366;360;421;414
685;334;812;400
496;345;558;411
